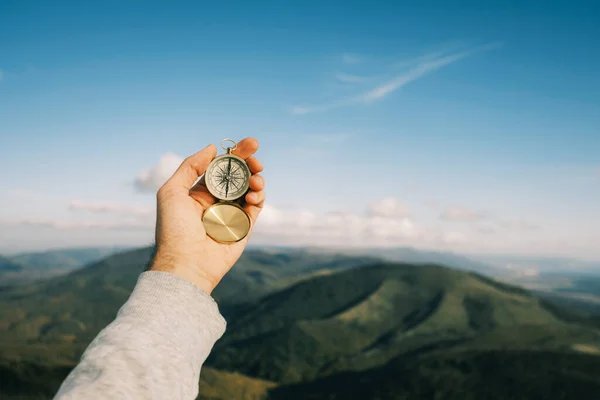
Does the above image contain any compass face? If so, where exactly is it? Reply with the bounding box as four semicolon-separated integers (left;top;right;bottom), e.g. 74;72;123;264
205;154;250;201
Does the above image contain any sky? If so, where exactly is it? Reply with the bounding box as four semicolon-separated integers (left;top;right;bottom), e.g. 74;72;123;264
0;1;599;259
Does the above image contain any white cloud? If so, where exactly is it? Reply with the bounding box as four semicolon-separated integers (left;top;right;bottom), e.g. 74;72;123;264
134;152;183;192
292;43;502;115
342;53;362;64
0;217;153;231
69;200;154;217
478;226;497;234
500;219;540;231
254;198;430;247
361;44;501;103
442;231;468;244
440;206;486;222
367;197;411;219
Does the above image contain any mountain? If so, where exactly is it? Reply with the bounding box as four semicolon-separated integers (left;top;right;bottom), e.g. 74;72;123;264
268;350;600;399
498;270;600;317
10;247;127;271
274;246;499;275
0;247;126;287
2;248;600;399
0;255;25;272
0;359;274;400
475;254;600;277
207;263;600;384
0;247;377;364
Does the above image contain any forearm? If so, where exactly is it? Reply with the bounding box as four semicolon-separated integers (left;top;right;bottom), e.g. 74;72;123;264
54;271;226;400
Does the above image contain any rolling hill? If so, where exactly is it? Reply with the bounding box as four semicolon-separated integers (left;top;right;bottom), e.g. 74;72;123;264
268;350;600;399
10;247;126;271
0;255;25;272
0;246;376;364
1;248;599;399
0;247;126;287
207;263;600;384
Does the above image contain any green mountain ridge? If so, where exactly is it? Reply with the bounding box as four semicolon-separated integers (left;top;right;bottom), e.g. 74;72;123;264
0;247;127;288
2;247;600;399
0;255;25;272
0;246;377;364
207;263;600;384
10;247;127;271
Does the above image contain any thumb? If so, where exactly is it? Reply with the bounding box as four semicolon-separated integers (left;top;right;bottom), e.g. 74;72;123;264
166;144;217;191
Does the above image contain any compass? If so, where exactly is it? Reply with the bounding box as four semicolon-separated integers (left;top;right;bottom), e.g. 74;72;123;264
202;139;252;244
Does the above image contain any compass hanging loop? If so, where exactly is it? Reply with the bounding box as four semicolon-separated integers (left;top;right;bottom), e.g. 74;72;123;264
221;138;238;154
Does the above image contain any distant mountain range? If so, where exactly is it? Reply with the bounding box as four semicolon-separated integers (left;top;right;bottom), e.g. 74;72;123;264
1;246;600;399
0;255;26;272
0;246;127;287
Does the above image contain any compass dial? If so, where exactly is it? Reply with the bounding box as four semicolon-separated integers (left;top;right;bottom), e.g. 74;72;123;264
205;154;250;201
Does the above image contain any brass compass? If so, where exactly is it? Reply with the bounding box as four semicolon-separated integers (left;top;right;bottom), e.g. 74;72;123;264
202;139;252;244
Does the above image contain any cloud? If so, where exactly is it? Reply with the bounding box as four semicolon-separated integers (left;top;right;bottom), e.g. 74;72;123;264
256;204;424;245
0;218;153;231
335;73;370;83
135;152;183;192
252;197;442;248
342;53;362;64
440;206;487;222
478;226;497;234
361;44;501;102
500;219;540;231
69;200;154;217
367;197;411;219
442;231;468;244
292;43;501;115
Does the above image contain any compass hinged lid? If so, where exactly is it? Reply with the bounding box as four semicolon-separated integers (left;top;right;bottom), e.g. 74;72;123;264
203;202;251;244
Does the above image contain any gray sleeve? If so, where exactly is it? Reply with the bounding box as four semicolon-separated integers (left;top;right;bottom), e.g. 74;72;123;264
54;271;227;400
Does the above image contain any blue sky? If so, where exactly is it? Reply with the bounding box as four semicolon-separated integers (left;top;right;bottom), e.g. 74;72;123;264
0;1;599;259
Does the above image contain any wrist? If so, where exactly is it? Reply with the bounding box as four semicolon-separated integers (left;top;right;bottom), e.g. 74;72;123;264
149;251;217;294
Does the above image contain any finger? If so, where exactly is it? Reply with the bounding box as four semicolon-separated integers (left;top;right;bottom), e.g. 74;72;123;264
189;184;216;209
248;174;264;191
245;201;264;224
166;144;217;191
246;156;263;173
245;189;265;205
231;137;259;160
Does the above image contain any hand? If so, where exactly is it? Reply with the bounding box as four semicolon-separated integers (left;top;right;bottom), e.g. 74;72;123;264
150;138;265;294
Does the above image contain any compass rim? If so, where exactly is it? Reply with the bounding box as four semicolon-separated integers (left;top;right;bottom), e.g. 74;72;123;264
205;153;251;201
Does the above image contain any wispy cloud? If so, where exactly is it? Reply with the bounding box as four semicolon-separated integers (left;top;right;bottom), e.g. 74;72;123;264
69;200;154;217
367;197;411;219
440;206;487;222
500;219;540;231
0;217;153;231
293;43;502;115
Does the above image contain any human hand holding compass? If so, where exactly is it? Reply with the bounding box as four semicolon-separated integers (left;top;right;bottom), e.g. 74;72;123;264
150;137;265;294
